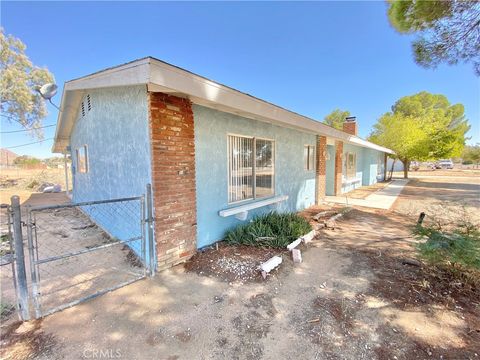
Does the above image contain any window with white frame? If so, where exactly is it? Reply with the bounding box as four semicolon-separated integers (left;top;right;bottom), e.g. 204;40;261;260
228;135;274;203
346;152;356;179
304;145;315;171
377;153;384;175
76;145;89;173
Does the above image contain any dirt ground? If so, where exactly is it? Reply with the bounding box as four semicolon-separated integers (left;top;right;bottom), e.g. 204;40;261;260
1;175;479;359
393;168;480;178
393;175;480;224
0;168;71;205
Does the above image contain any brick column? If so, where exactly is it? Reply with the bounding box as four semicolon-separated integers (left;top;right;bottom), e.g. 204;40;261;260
149;92;197;270
315;135;327;204
334;141;343;195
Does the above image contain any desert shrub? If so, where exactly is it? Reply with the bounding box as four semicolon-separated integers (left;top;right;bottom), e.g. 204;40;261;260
26;179;40;189
414;224;480;270
224;212;312;248
0;301;14;320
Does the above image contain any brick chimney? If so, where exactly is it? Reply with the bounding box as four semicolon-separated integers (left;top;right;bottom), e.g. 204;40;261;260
343;116;358;136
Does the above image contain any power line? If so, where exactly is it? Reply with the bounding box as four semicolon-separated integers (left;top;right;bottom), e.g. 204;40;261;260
0;124;56;134
4;138;54;149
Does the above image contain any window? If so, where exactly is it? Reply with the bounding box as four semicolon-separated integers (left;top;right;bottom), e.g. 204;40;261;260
228;135;274;203
76;145;88;173
304;145;315;171
346;152;356;179
377;153;384;175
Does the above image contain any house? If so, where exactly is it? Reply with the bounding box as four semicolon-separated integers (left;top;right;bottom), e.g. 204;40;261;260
52;57;394;271
0;148;18;167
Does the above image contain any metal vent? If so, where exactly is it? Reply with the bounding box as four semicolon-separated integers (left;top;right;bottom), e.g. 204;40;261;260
81;102;85;117
87;94;91;111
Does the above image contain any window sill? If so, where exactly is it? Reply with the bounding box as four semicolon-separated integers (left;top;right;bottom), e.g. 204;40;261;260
219;195;289;220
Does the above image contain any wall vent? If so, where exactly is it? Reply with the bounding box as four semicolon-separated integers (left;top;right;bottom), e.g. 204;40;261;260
81;102;86;117
86;94;91;111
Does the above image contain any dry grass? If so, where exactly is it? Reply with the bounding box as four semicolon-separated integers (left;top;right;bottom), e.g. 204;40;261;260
0;168;71;204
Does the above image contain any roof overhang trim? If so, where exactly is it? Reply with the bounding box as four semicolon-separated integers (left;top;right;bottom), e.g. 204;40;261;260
52;57;394;155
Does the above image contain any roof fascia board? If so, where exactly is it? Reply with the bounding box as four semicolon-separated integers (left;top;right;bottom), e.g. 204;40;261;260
52;57;394;155
52;89;84;153
149;59;394;154
65;60;150;91
149;60;347;139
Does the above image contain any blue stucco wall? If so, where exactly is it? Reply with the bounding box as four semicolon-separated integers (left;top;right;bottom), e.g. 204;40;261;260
194;105;317;248
70;85;152;260
326;145;335;196
341;143;385;194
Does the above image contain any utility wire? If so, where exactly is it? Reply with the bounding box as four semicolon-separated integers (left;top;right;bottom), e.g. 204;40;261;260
0;124;56;134
4;138;54;149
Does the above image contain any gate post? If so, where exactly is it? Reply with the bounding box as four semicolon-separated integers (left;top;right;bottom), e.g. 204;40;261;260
146;184;155;276
10;196;30;320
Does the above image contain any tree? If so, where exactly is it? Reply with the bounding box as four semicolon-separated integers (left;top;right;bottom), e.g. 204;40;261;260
0;29;54;138
323;109;351;130
387;0;480;75
462;144;480;168
44;156;70;168
368;91;470;178
13;155;42;168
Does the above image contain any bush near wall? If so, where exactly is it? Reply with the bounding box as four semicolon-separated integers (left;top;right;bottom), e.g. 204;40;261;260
224;212;312;248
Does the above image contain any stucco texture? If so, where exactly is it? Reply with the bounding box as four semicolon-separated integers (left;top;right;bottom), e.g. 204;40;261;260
70;85;151;257
326;144;336;196
193;105;317;248
342;143;385;194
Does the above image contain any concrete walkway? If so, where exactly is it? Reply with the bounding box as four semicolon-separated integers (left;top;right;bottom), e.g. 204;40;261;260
324;179;409;210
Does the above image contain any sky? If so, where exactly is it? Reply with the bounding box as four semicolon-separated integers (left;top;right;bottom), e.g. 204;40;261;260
1;1;479;159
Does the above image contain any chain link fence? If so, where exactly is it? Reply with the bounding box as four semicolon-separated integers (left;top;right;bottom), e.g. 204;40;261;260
0;204;19;319
3;186;155;320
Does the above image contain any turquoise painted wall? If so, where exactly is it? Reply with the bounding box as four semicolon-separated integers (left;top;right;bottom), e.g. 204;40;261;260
70;85;152;260
194;104;317;248
341;143;384;194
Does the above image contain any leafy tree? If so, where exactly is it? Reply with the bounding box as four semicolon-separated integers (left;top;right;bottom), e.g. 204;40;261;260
44;156;70;167
0;29;54;138
323;109;351;130
13;155;42;167
369;91;470;178
462;144;480;167
387;0;480;75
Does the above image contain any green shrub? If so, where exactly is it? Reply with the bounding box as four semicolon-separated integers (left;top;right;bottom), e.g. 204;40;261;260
0;301;14;320
414;225;480;270
224;212;312;248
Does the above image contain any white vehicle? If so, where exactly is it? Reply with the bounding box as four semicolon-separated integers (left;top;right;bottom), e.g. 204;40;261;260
436;159;454;169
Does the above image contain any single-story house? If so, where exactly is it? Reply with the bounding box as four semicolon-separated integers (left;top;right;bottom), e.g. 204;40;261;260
52;57;394;270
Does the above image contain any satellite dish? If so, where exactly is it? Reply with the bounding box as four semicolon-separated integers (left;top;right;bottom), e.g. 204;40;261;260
35;83;61;111
37;83;58;100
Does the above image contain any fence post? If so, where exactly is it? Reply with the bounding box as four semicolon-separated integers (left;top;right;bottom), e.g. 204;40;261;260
146;184;155;276
26;209;42;319
140;195;147;277
10;196;30;320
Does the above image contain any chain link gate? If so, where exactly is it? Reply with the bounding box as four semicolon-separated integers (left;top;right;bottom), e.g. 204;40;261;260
0;203;21;318
24;194;154;318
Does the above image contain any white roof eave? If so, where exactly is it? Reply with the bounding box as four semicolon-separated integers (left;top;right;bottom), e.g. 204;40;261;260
52;57;394;155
